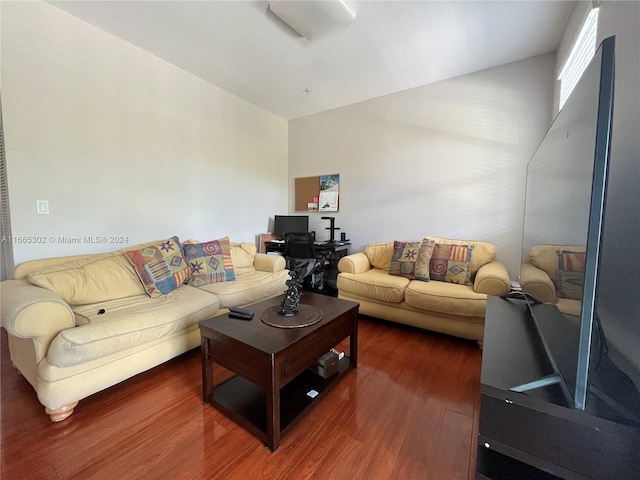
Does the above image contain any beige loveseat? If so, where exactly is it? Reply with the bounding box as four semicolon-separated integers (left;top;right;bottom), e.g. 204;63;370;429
0;237;288;422
520;244;586;319
337;237;510;344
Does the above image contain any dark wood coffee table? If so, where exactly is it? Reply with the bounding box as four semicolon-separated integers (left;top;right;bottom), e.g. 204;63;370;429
199;293;359;451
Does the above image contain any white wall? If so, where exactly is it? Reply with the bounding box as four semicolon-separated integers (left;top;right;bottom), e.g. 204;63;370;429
289;53;556;277
1;1;288;265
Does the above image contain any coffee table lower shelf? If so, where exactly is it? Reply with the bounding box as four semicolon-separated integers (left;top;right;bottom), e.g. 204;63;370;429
212;357;351;444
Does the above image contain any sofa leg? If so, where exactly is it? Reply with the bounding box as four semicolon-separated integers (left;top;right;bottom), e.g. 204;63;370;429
45;402;78;422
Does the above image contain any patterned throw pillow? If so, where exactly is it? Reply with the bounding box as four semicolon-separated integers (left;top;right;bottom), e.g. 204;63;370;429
557;250;585;300
429;243;474;285
125;236;191;297
183;236;236;286
415;238;436;281
389;241;422;279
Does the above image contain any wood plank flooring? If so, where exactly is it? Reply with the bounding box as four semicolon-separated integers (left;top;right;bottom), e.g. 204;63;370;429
1;315;482;480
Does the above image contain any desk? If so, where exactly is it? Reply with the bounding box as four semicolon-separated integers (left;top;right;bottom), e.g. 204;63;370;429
264;241;350;296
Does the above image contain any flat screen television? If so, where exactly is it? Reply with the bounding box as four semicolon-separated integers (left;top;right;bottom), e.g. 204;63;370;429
517;35;640;424
272;215;309;238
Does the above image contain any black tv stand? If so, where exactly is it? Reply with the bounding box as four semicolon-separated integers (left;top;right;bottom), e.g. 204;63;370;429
477;296;640;479
508;372;563;394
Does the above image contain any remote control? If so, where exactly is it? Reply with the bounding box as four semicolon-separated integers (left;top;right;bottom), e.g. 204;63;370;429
228;307;254;320
228;306;253;315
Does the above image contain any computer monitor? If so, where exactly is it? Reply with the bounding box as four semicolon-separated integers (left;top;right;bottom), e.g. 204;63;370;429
272;215;309;237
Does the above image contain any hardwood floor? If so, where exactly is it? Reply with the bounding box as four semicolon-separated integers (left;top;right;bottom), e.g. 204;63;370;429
1;316;482;480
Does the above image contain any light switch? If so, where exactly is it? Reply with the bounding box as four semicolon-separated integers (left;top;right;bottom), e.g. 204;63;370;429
36;200;49;215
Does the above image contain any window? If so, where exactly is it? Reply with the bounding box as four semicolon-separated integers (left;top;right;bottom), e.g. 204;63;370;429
558;8;599;109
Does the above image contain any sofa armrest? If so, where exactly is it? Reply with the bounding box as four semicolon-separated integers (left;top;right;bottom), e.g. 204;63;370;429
473;260;511;296
0;279;75;364
337;252;372;275
253;253;286;273
519;262;557;303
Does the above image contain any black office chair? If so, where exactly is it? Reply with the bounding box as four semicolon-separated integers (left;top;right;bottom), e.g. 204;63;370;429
283;232;330;291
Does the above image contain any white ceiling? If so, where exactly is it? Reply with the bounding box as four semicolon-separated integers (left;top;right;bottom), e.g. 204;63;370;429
49;1;575;120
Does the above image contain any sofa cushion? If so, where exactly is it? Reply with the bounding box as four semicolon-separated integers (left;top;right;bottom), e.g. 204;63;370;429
14;252;116;280
48;285;220;367
528;244;586;287
365;238;497;278
363;243;395;270
183;237;235;286
557;250;586;300
197;269;289;308
428;241;473;286
405;280;487;316
337;269;409;303
428;236;496;277
28;255;146;305
389;241;422;279
230;242;258;276
415;238;436;281
125;236;191;297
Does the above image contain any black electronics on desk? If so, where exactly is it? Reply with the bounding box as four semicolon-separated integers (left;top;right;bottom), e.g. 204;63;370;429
272;215;309;238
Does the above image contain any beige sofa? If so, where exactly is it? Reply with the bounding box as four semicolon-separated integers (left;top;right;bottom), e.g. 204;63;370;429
0;238;288;421
520;244;586;319
337;237;510;344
